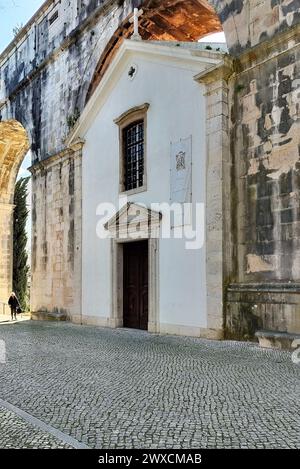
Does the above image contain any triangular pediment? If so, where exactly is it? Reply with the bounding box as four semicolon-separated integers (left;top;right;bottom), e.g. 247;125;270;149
66;40;224;146
105;202;161;238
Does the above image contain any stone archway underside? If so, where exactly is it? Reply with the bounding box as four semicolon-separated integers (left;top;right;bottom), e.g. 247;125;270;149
0;120;30;204
0;120;30;302
87;0;222;101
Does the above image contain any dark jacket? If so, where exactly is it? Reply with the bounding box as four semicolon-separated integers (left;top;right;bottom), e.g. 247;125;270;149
8;295;19;310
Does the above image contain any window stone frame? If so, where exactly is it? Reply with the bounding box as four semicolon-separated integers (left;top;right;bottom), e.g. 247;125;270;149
114;103;150;196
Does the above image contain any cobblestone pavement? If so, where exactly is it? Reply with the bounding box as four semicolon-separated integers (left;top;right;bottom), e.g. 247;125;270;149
0;407;71;449
0;320;299;449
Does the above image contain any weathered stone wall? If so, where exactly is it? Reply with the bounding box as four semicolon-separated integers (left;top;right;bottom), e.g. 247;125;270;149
212;0;300;55
30;142;82;320
0;0;139;161
225;23;300;339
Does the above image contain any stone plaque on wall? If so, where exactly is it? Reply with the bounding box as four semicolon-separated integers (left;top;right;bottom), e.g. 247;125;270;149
170;136;192;204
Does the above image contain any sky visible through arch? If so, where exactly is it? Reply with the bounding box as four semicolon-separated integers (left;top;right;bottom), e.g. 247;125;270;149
1;0;44;179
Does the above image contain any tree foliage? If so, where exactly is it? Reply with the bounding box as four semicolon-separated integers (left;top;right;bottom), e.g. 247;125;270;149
13;177;30;310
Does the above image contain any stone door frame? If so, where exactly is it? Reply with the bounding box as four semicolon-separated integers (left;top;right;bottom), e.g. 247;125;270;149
111;237;159;333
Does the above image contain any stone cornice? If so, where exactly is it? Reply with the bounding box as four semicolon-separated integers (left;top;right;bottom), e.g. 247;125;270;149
68;138;86;153
28;139;85;174
228;283;300;294
195;23;300;82
194;55;235;85
236;22;300;74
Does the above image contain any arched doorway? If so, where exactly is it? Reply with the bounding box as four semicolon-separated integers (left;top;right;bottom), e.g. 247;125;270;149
0;120;30;306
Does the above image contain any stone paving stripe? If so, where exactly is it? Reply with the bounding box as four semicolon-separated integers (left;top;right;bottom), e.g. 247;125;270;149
0;398;90;449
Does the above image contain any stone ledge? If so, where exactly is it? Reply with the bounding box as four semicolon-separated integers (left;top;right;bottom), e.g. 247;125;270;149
31;311;68;322
255;330;300;350
228;282;300;294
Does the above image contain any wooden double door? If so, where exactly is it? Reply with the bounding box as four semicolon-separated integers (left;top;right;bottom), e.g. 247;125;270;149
123;241;149;330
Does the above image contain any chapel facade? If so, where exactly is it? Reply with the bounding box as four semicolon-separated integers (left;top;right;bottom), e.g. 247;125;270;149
67;39;227;338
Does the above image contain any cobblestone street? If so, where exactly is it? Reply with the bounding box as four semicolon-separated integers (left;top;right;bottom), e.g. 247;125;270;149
0;320;299;449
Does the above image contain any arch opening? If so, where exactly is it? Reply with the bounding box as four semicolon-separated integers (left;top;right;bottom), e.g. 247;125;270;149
0;120;30;307
86;0;223;102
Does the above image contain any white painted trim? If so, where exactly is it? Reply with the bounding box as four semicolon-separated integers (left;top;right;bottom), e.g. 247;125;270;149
159;323;202;337
72;315;223;340
159;323;223;340
72;315;113;328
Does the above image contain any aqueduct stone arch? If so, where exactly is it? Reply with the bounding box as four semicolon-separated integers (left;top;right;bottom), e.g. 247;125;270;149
0;120;29;301
0;0;299;338
86;0;222;101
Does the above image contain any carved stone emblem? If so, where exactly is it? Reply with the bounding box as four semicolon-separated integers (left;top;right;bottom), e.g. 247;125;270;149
176;151;186;171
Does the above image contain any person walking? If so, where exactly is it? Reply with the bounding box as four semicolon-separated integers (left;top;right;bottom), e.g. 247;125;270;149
8;292;20;321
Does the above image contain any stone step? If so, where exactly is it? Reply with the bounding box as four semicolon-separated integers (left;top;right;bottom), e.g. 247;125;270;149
255;330;300;350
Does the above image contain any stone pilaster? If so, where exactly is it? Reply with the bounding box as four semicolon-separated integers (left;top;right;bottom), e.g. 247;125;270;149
195;57;234;339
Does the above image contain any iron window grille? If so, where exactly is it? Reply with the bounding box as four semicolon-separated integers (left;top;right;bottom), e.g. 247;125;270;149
123;120;144;191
